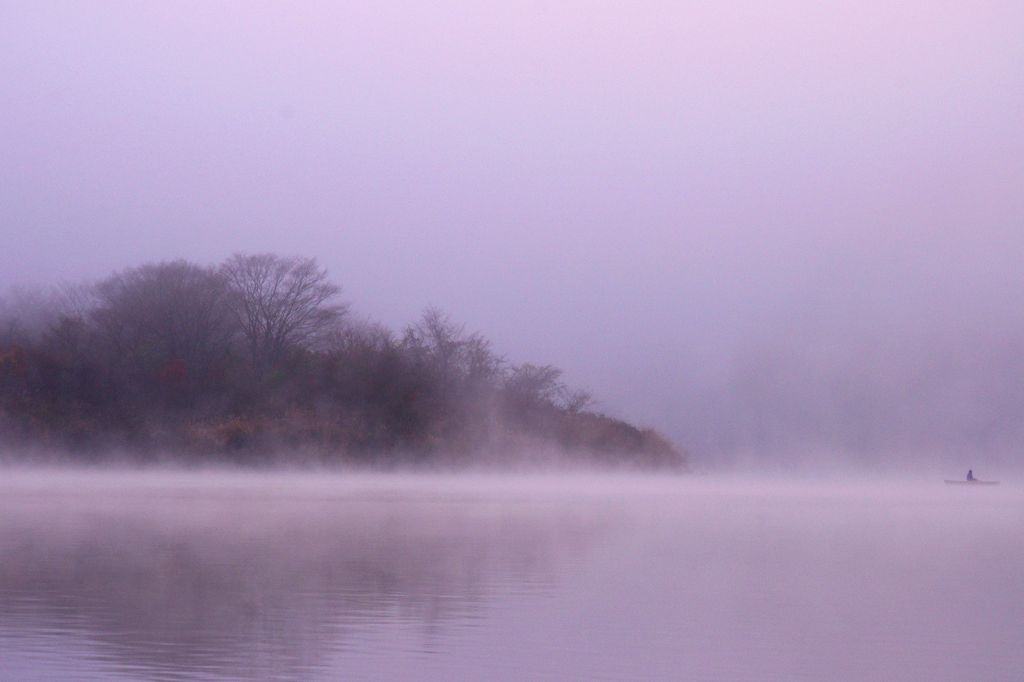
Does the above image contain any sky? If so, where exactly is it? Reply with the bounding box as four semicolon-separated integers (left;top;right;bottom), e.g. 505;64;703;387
1;2;1022;465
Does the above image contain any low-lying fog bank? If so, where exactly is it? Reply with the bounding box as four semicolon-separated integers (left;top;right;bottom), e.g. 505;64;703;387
1;465;1019;499
2;469;1021;681
0;443;686;474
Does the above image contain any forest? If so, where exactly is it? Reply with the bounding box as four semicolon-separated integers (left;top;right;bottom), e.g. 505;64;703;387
0;254;684;468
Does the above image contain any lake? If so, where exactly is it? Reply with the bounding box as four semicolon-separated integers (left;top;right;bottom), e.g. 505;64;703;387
1;470;1021;681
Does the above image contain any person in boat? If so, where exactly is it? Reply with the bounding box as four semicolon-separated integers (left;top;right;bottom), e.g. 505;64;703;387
967;469;975;481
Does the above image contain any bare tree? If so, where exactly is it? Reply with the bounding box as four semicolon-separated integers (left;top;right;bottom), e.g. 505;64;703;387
53;281;99;320
562;388;594;414
91;260;237;388
503;363;565;408
402;308;466;386
402;308;501;390
0;286;62;344
221;253;346;370
463;332;502;387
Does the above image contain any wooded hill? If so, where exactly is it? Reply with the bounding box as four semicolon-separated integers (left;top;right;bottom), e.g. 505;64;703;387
0;255;684;468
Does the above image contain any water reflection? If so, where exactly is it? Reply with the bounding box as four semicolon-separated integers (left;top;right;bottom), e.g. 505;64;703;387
0;474;613;680
3;473;1023;681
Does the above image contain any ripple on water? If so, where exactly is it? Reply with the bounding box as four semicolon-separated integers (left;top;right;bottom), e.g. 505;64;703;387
1;472;1022;681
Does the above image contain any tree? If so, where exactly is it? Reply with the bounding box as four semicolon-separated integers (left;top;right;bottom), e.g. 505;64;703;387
503;363;564;408
398;308;505;449
221;253;346;371
402;308;503;396
563;388;594;414
0;286;62;345
90;260;236;397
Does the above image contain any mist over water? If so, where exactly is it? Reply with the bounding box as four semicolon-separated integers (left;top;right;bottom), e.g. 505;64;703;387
2;3;1023;679
2;469;1021;681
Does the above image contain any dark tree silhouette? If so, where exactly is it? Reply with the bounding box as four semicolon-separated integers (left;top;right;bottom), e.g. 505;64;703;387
0;255;685;469
91;261;236;400
222;253;346;371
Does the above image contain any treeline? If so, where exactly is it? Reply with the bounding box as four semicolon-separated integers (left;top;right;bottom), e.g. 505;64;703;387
0;254;683;468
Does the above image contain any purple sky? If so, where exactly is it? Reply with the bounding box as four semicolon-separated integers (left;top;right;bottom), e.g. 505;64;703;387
2;2;1023;463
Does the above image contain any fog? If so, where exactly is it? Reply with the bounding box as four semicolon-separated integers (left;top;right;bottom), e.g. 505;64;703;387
3;6;1020;679
1;470;1021;680
2;3;1022;466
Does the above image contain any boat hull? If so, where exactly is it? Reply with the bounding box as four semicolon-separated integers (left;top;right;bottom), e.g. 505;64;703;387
944;480;999;485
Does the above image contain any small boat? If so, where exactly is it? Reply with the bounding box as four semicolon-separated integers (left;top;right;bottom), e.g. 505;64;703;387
944;480;999;486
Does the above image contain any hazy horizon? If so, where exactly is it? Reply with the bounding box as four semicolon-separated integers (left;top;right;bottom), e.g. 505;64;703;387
3;2;1022;467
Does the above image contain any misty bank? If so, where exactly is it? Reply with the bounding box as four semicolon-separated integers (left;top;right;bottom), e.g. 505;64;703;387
0;254;684;469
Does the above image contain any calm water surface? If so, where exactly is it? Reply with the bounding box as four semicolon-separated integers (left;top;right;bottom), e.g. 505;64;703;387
1;471;1021;681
